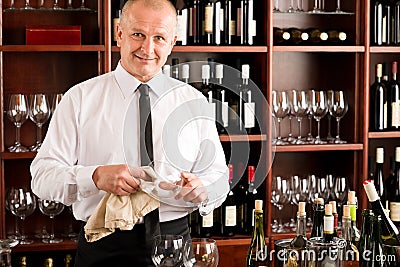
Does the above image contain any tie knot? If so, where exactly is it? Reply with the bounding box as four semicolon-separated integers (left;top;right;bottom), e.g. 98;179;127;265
138;84;150;96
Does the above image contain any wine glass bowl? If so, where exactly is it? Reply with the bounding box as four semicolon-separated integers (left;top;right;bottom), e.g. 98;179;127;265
29;94;50;151
38;199;65;243
7;94;29;152
183;238;219;267
329;90;348;144
272;90;290;145
152;234;184;267
309;90;328;144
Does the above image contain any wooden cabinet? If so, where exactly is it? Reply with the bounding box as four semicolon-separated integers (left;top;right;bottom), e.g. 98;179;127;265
0;0;398;266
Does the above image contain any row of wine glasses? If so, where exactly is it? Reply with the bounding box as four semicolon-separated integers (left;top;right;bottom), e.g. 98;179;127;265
272;89;348;146
6;93;63;152
6;188;66;244
274;0;345;13
271;174;349;233
6;0;90;11
152;235;218;267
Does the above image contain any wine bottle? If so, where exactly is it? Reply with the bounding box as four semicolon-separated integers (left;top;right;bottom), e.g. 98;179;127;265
200;64;216;126
307;28;328;45
340;205;359;262
382;62;390;87
162;64;171;77
44;258;54;267
238;0;255;45
323;203;334;242
203;0;214;45
374;147;387;207
373;0;384;45
369;155;376;180
359;209;374;266
327;29;347;44
363;180;400;245
219;164;236;236
239;64;256;134
223;0;236;45
287;27;308;45
19;256;27;267
365;214;385;267
273;27;290;45
289;201;307;249
388;61;400;130
246;200;270;267
390;147;400;227
215;64;228;134
175;0;189;46
347;190;361;247
370;63;388;131
395;1;400;45
242;165;257;235
310;197;324;238
235;162;248;234
64;254;73;267
112;0;125;45
383;0;393;45
329;200;338;237
171;58;180;80
188;0;203;45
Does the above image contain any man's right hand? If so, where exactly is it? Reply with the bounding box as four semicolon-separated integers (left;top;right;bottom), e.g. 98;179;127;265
92;164;145;196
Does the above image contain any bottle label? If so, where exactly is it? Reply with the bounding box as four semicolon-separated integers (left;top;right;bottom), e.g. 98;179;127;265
392;100;400;127
220;9;224;31
250;20;257;37
225;206;237;226
384;102;388;128
350;205;357;222
202;212;213;227
324;216;334;234
204;5;213;33
244;102;255;128
390;202;400;222
229;20;236;36
236;8;242;37
176;11;188;45
222;101;229;127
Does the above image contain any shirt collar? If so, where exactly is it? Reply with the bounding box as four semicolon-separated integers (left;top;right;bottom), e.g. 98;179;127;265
114;61;168;98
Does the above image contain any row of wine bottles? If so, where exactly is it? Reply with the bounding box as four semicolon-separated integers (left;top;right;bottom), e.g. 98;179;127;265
273;27;348;46
370;146;400;226
12;254;73;267
163;58;260;134
371;0;400;46
370;61;400;131
111;0;257;45
189;164;262;237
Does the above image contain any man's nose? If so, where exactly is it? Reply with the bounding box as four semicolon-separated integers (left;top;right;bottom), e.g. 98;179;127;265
141;38;154;54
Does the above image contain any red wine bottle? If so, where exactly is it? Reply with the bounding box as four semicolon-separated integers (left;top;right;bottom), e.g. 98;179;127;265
389;61;400;130
370;63;388;131
372;0;384;45
219;164;236;236
390;147;400;227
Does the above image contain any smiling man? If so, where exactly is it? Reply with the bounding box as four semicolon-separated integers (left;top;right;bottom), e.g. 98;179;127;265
30;0;229;266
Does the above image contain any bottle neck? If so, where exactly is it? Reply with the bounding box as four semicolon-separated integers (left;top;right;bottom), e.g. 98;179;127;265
296;214;307;237
342;217;353;242
253;210;264;236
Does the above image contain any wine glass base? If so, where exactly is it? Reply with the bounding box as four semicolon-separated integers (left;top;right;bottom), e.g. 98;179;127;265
9;145;29;152
30;143;42;152
334;139;347;144
19;239;34;245
42;237;63;244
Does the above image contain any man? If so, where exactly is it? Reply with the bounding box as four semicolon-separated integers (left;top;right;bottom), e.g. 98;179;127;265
30;0;229;266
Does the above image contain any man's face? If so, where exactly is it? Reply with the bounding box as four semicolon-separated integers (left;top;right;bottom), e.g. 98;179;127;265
116;2;177;82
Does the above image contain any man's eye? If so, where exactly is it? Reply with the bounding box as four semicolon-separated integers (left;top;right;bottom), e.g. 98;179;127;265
156;36;165;41
133;33;143;38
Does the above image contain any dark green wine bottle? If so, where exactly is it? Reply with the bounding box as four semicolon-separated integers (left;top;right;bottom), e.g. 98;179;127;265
365;215;385;267
246;200;270;267
311;197;324;238
359;209;374;266
323;203;334;243
341;205;359;262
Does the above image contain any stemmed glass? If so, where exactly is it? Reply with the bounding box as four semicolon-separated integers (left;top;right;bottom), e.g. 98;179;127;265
24;0;34;10
67;0;74;9
78;0;91;10
309;90;328;144
5;187;20;240
326;90;335;143
51;93;63;116
183;238;219;267
333;176;348;212
53;0;62;10
288;0;295;12
273;0;281;12
7;0;16;10
39;0;48;9
272;90;290;145
329;90;348;144
38;199;65;243
29;94;51;152
271;176;290;233
7;94;29;152
152;234;184;267
290;90;308;144
336;0;343;13
7;188;37;244
296;0;304;12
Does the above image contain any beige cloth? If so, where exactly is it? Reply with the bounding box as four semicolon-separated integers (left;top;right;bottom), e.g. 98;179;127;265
84;167;160;242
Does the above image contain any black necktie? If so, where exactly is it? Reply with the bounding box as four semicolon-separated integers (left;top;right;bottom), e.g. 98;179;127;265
138;84;160;256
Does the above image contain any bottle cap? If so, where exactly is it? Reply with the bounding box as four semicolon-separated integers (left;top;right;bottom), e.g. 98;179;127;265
248;166;255;183
376;147;384;163
320;32;328;41
255;200;263;211
202;65;210;80
348;191;356;204
329;201;337;213
242;64;250;79
182;64;189;79
216;64;223;79
393;61;398;74
343;205;350;218
282;31;290;40
338;32;347;41
298;201;306;216
376;63;383;78
363;180;380;202
315;198;324;205
325;203;333;215
301;32;309;41
396;147;400;162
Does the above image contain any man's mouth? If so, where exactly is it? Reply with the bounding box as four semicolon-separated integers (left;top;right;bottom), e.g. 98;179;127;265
135;54;154;61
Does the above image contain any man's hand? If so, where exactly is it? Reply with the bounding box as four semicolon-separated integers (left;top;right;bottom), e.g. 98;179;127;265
174;172;208;204
92;164;145;196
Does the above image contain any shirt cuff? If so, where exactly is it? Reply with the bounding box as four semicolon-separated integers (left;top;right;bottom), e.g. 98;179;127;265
76;165;100;198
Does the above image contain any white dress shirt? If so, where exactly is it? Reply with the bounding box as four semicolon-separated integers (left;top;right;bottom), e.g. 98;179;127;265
30;62;229;222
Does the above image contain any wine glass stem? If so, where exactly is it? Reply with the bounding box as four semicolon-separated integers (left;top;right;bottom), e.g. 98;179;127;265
20;217;26;241
37;124;43;144
298;118;302;139
15;125;22;146
277;119;282;140
327;115;332;138
336;119;341;139
336;0;341;11
50;215;55;240
316;120;321;139
288;116;292;138
308;116;312;137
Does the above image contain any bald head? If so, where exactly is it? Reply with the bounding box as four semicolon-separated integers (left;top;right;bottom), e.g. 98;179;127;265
120;0;177;30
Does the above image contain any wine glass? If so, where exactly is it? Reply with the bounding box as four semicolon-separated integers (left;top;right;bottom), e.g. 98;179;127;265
288;0;295;12
272;90;290;145
329;90;348;144
183;238;219;267
152;234;184;267
67;0;73;9
7;94;29;152
290;90;308;144
38;199;65;243
51;93;63;116
271;176;290;233
8;188;37;244
53;0;62;10
78;0;90;10
326;90;335;143
24;0;34;10
39;0;48;9
309;90;328;144
335;0;343;13
6;0;16;10
5;187;21;240
29;94;50;152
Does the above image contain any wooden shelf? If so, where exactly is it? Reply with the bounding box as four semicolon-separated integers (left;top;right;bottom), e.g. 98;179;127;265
12;239;77;253
1;45;105;52
273;143;364;152
219;134;267;142
2;152;36;159
370;46;400;53
368;131;400;139
112;46;268;53
273;46;365;52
